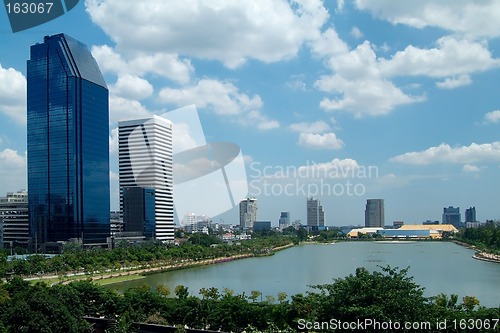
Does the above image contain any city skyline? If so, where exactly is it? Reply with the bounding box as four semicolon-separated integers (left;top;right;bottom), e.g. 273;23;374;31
0;1;499;227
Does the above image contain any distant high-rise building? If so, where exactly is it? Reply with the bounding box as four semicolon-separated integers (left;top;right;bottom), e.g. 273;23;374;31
27;34;110;245
307;197;325;228
365;199;384;227
182;213;211;233
119;116;174;241
0;190;28;247
253;221;271;232
279;211;290;230
465;207;477;223
393;221;404;228
239;198;257;229
442;206;461;228
319;205;325;227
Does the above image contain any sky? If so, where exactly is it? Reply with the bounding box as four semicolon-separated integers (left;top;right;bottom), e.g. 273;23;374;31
0;0;499;227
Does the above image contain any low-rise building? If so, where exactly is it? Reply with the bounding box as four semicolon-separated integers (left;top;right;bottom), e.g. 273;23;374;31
397;224;458;238
0;190;29;247
347;227;384;238
253;221;271;232
378;229;436;239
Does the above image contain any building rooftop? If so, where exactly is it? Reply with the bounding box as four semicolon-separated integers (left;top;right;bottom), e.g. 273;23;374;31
399;224;458;232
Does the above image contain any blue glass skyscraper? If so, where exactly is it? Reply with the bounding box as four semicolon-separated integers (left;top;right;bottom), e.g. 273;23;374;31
27;34;110;246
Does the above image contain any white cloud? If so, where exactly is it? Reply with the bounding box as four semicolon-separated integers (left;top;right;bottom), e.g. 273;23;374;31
91;45;127;74
110;75;153;100
350;26;363;39
0;149;26;191
290;121;342;149
313;41;424;117
298;132;344;149
172;122;200;152
390;142;500;165
109;127;118;154
484;110;500;124
297;158;360;176
289;121;331;134
159;79;278;130
253;157;362;181
245;110;280;130
354;0;500;39
317;76;422;117
85;0;329;68
336;0;345;12
160;79;262;116
436;74;472;89
92;45;193;84
109;96;153;123
286;78;307;92
312;32;499;117
0;64;26;125
310;28;349;58
380;37;499;78
462;164;481;173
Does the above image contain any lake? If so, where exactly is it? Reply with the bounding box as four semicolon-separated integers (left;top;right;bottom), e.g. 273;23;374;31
107;241;500;307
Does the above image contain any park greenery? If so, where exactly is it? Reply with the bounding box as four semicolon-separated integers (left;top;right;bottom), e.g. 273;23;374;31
0;226;498;332
456;220;500;254
0;266;498;332
0;233;293;279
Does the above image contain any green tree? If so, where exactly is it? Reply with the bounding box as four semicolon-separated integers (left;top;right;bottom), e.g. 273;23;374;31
156;284;171;297
4;282;90;332
249;290;262;303
296;227;308;242
175;285;189;299
310;266;432;330
277;291;287;303
462;295;480;312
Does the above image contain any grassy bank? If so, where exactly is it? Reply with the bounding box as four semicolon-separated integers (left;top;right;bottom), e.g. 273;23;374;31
93;274;146;286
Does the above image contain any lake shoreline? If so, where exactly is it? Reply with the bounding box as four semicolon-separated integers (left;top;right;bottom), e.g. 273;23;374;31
41;242;296;287
451;240;500;264
104;241;500;308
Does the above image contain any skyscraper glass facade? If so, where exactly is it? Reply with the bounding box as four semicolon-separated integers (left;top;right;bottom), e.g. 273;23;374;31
442;206;461;228
122;187;156;239
27;34;110;245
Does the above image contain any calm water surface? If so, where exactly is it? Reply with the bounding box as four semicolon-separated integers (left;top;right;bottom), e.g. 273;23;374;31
108;242;500;307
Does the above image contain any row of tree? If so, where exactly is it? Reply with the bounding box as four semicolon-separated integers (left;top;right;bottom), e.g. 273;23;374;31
0;234;293;279
0;266;498;332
